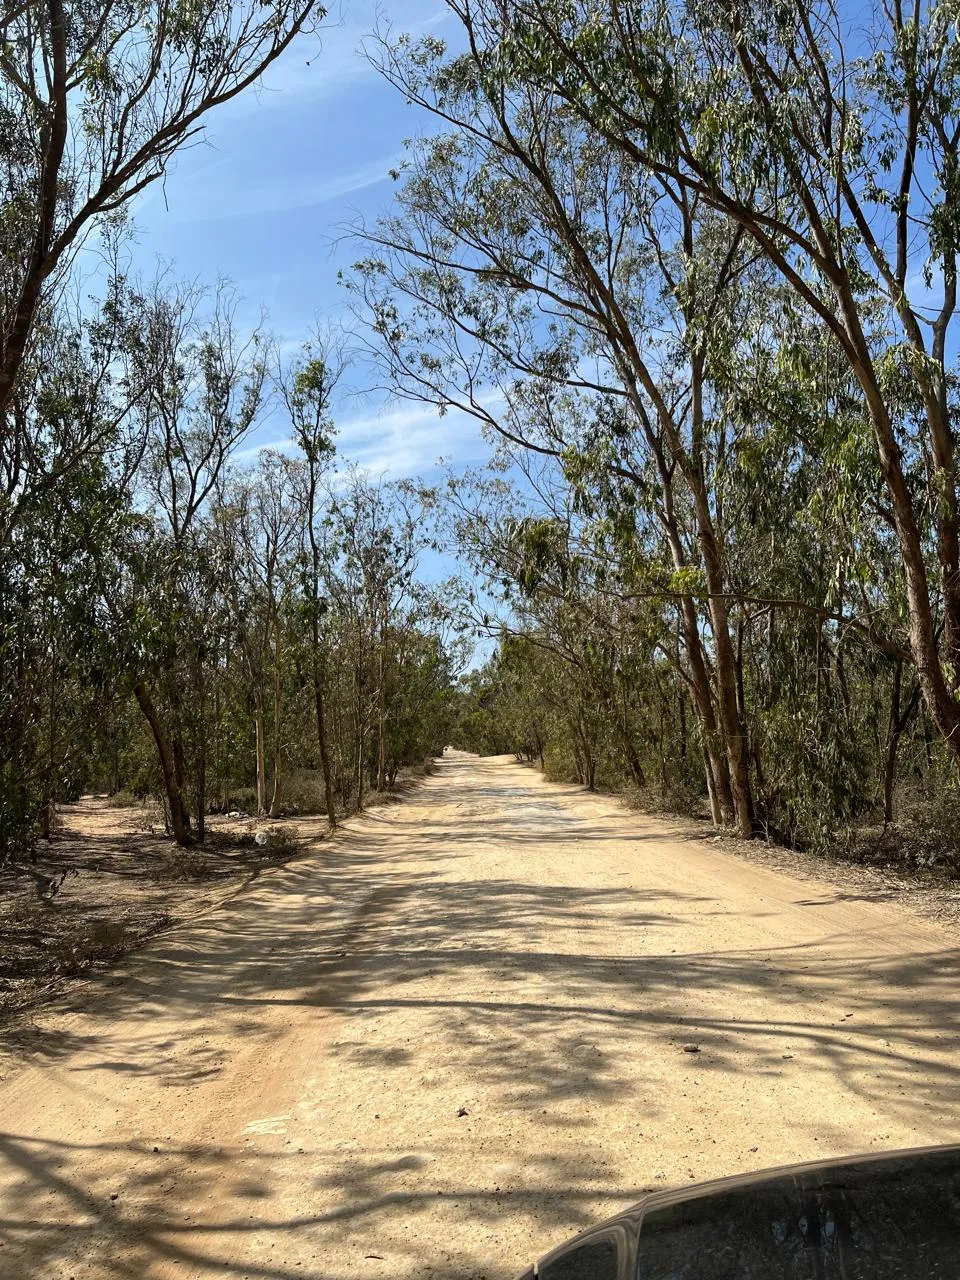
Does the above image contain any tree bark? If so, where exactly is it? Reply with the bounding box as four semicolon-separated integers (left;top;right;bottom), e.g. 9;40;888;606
685;354;754;837
133;681;193;846
269;658;282;818
313;667;337;829
705;583;754;837
654;465;735;825
376;610;387;791
618;723;646;788
355;675;366;813
254;703;267;816
0;0;69;418
882;662;920;826
195;660;206;842
882;662;903;828
703;747;722;825
578;715;596;790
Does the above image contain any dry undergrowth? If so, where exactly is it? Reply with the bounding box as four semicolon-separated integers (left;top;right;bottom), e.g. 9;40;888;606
0;769;431;1022
0;799;305;1019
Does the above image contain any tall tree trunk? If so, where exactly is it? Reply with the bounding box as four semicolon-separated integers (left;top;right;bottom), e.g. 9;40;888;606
303;441;337;829
706;591;754;837
657;472;735;825
134;681;193;846
195;659;206;842
376;610;387;791
618;723;646;788
269;654;282;818
703;747;722;826
684;428;754;837
195;748;206;844
578;715;596;791
254;702;267;816
687;470;753;836
837;301;960;763
0;0;69;421
633;429;735;825
882;662;920;827
41;631;56;841
882;662;903;828
354;620;366;812
313;667;337;829
623;682;648;784
355;685;366;813
598;684;645;788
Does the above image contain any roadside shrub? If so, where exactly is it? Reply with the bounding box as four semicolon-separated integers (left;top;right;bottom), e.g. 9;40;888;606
220;824;302;858
253;825;302;858
622;778;708;820
542;747;579;785
107;789;147;808
154;849;219;881
280;770;325;814
885;782;960;873
404;756;436;780
221;787;258;814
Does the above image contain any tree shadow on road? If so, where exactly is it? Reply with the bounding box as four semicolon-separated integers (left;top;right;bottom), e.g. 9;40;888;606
2;754;959;1278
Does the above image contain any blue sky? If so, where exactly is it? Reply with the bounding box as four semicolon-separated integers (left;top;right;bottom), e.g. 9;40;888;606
127;0;493;482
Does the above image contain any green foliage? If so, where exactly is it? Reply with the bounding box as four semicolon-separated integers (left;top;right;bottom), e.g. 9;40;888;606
8;0;960;885
888;781;960;873
352;0;960;859
0;281;463;855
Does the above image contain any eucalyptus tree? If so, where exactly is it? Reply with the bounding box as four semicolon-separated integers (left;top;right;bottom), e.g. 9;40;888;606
0;271;150;548
446;321;930;844
466;0;960;773
125;280;267;844
380;623;462;778
220;450;302;818
446;462;700;796
0;287;151;855
455;639;558;764
0;0;322;430
278;340;341;826
322;472;426;807
0;407;135;854
353;24;802;832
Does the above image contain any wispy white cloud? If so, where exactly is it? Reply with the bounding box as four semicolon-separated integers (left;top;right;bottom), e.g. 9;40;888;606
159;154;398;225
220;0;452;118
336;398;493;477
232;397;496;478
232;436;297;463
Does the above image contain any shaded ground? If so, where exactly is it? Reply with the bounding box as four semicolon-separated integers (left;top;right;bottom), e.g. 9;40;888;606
0;799;305;1017
0;751;958;1280
710;823;960;929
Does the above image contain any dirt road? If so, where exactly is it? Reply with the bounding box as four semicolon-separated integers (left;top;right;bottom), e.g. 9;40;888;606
1;751;959;1280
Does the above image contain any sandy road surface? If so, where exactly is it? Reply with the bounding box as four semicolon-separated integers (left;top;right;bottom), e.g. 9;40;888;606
1;752;959;1280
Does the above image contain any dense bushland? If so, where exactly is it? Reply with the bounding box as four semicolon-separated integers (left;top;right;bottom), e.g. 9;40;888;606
0;0;460;857
6;0;960;882
353;0;960;867
0;282;461;853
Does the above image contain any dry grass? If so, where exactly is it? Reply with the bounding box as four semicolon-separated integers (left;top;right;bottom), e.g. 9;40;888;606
0;798;306;1019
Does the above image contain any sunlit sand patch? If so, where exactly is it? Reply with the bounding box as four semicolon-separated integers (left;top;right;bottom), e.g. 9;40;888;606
242;1114;290;1135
